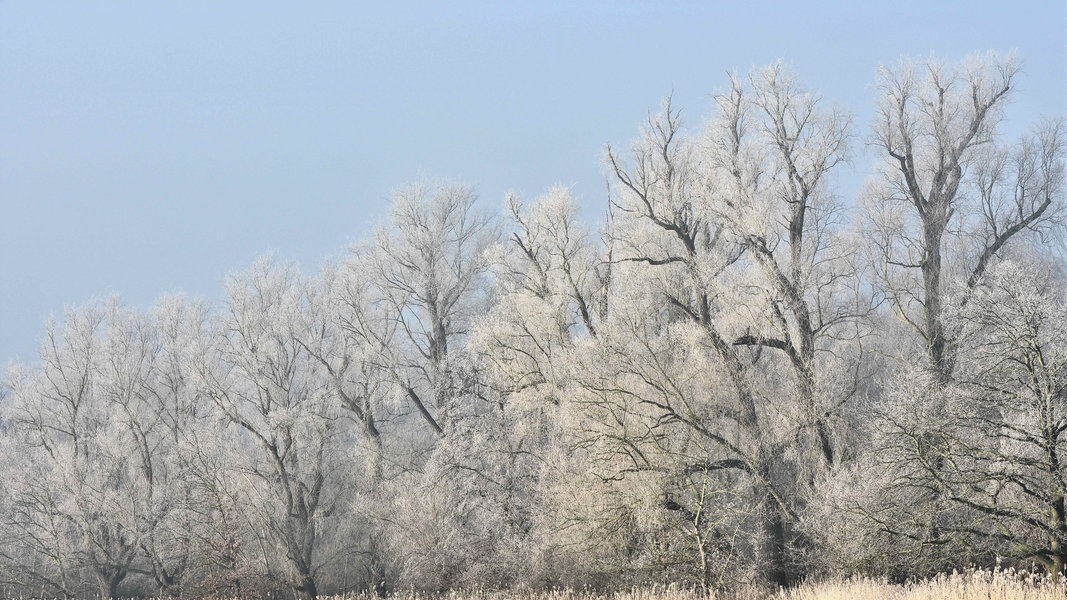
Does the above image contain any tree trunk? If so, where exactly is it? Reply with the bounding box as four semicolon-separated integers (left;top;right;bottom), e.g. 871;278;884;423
922;210;951;382
95;567;125;600
763;498;789;588
1051;494;1067;581
295;573;318;600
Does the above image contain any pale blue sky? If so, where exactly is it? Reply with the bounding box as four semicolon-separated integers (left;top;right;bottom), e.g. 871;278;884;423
2;1;1065;364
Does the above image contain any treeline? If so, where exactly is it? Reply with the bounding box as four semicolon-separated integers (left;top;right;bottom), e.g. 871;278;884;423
1;53;1065;600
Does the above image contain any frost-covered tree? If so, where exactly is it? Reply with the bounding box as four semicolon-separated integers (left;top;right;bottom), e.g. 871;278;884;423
300;261;392;480
865;52;1065;381
0;299;210;598
194;259;353;600
363;182;498;436
951;265;1067;576
590;63;862;586
323;183;502;590
837;52;1067;578
839;263;1067;579
467;188;611;586
704;64;862;469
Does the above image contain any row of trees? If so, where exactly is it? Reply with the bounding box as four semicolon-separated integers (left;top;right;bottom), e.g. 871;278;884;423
1;53;1064;599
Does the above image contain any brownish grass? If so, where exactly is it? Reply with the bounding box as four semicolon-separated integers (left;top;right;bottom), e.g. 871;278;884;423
317;569;1064;600
774;568;1063;600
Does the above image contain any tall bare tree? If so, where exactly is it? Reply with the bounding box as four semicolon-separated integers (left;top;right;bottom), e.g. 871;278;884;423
596;64;861;586
195;259;350;600
866;53;1064;381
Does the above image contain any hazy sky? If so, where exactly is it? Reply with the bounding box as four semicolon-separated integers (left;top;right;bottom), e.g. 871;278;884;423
2;1;1065;364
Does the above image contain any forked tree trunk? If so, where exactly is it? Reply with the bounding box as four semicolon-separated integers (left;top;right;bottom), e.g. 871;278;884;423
95;567;125;600
295;572;318;600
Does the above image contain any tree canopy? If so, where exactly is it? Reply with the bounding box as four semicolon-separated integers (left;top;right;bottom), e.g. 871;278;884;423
1;53;1064;599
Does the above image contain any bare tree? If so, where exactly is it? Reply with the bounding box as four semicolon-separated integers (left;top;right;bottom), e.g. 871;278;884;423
476;188;607;402
0;300;206;598
866;53;1064;381
195;259;351;600
456;188;611;587
850;53;1067;579
297;262;391;481
868;263;1067;577
366;182;498;436
595;63;862;586
706;63;860;469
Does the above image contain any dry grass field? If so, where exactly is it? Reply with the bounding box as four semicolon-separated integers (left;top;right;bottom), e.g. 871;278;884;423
771;569;1065;600
312;570;1064;600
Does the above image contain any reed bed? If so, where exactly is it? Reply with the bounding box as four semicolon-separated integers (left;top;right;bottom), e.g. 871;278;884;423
303;569;1065;600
